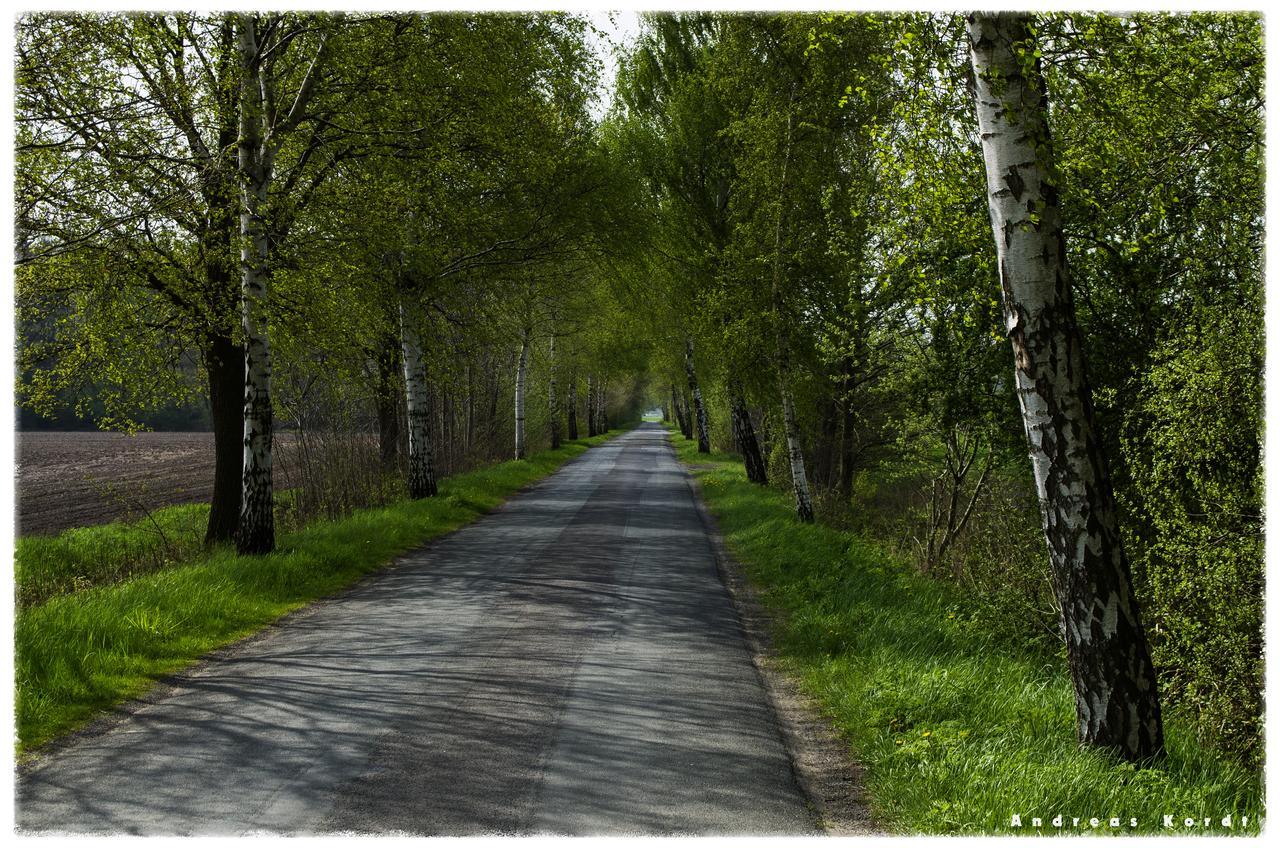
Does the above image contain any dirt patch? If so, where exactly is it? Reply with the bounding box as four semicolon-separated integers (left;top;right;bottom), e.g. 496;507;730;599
684;473;880;835
16;431;298;536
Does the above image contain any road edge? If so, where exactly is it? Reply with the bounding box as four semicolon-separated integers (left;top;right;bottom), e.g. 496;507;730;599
16;431;633;774
681;462;880;836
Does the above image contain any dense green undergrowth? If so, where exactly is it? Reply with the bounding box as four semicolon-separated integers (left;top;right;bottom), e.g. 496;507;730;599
671;432;1262;835
15;430;623;754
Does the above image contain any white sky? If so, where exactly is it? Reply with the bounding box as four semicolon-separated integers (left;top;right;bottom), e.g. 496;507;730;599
585;10;642;119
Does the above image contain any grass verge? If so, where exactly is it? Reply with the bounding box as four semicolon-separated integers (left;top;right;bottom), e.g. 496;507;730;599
670;431;1262;835
16;429;624;755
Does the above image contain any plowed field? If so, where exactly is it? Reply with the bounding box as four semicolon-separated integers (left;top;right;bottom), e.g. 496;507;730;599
16;432;295;536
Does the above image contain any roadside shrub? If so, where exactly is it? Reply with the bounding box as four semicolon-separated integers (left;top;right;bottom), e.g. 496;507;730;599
1119;305;1264;762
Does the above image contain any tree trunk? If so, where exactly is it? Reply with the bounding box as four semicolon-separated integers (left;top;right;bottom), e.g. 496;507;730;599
596;379;607;433
586;374;598;437
203;332;244;544
567;370;579;440
779;385;814;522
486;354;500;447
198;126;242;546
837;357;858;500
969;12;1163;761
684;336;710;453
465;362;475;452
814;395;839;490
514;328;530;459
376;332;401;471
234;18;275;555
440;384;453;477
770;95;814;523
548;331;561;449
400;302;437;498
675;387;692;440
729;379;768;484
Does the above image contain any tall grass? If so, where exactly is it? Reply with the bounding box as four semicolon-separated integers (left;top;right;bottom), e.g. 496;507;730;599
670;433;1262;835
17;505;210;608
16;430;622;754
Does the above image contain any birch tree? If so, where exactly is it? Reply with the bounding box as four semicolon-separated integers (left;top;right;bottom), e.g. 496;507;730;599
514;327;531;459
769;101;814;523
566;368;579;440
968;11;1163;760
233;13;337;554
399;300;438;497
548;328;561;449
683;337;711;453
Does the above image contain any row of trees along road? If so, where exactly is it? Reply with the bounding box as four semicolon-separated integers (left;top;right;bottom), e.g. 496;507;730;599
17;12;654;548
17;12;1262;766
614;12;1260;766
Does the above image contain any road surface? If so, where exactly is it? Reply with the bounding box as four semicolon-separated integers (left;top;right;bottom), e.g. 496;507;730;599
17;424;817;835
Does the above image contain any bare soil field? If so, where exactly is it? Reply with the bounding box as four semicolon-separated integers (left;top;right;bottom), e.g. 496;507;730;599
16;432;295;537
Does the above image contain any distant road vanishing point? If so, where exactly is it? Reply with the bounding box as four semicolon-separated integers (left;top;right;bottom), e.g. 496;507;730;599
17;423;818;835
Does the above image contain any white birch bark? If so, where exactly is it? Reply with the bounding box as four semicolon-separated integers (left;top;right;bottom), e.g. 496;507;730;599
548;329;560;449
770;95;814;522
567;370;579;440
514;328;530;459
595;378;607;433
400;301;437;498
586;374;597;437
685;336;711;453
233;13;332;555
780;387;813;521
969;12;1162;760
235;17;276;555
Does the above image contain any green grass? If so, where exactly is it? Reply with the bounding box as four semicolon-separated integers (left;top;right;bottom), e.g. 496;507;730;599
669;431;1263;835
17;504;211;608
16;430;624;755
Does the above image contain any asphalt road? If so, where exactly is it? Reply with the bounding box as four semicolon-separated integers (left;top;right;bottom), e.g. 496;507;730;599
17;424;817;835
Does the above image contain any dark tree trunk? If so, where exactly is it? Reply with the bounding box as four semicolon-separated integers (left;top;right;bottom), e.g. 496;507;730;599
969;11;1163;760
684;337;710;453
838;392;857;500
376;333;401;471
203;333;244;544
673;385;692;440
837;355;859;499
487;358;500;446
441;386;454;476
586;374;598;437
549;332;560;449
814;396;839;490
729;380;768;484
567;371;579;440
464;363;475;453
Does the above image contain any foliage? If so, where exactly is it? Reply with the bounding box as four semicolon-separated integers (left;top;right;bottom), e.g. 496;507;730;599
673;434;1261;833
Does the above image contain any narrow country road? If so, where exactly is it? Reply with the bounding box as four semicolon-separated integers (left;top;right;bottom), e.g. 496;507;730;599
17;424;818;835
